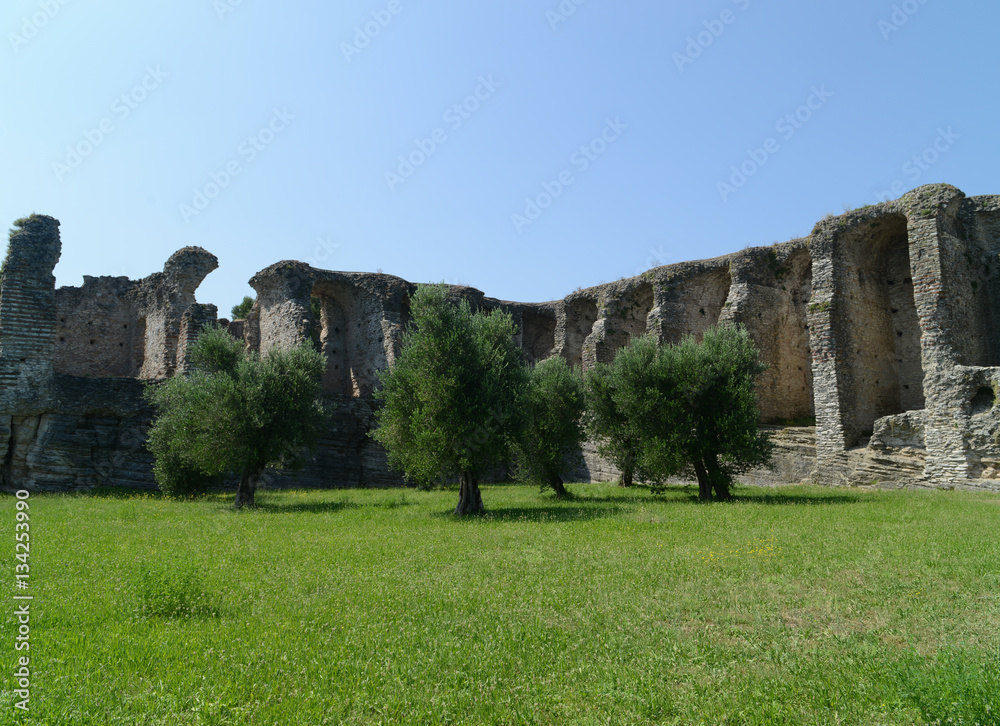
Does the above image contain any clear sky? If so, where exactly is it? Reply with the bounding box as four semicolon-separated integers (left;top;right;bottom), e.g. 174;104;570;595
3;0;997;315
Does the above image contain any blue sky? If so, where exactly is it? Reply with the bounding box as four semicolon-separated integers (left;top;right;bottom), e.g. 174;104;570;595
2;0;997;315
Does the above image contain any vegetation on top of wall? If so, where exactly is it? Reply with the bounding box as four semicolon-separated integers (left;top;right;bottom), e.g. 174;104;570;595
8;213;39;240
229;296;255;320
2;213;40;277
766;249;787;282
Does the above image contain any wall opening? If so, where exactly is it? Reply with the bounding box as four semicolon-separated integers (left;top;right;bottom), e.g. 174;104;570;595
940;211;1000;367
971;386;996;415
755;248;814;423
618;283;654;341
521;310;556;366
841;214;924;444
314;281;383;397
317;293;353;396
658;267;732;344
563;297;598;370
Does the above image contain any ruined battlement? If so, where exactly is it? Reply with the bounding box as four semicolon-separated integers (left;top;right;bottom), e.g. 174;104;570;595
2;183;999;491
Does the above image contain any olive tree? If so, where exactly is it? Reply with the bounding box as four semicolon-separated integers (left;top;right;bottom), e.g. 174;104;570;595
514;356;586;498
145;325;328;509
583;351;645;488
610;326;773;500
371;284;528;515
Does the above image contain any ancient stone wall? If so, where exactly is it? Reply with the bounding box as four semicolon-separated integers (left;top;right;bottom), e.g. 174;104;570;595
722;243;813;423
55;276;142;378
554;295;598;370
0;230;219;490
3;182;999;492
0;215;60;405
133;247;220;379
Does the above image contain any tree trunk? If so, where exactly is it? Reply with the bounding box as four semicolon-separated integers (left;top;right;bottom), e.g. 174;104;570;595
234;465;263;510
549;474;570;499
693;459;712;501
705;454;733;501
620;466;633;488
454;470;484;515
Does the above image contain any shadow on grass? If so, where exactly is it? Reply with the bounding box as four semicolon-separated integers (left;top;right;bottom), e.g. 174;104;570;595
254;491;417;514
253;500;360;515
84;487;169;500
731;489;869;506
485;505;628;523
433;501;629;523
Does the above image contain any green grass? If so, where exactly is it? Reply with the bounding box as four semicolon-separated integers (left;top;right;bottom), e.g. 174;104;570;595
2;483;1000;725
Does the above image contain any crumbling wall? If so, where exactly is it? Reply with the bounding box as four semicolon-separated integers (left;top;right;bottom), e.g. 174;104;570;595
0;223;217;490
555;295;598;370
54;276;143;378
6;183;1000;493
807;185;1000;489
520;308;557;365
723;243;813;423
656;264;732;344
177;303;220;375
313;279;388;397
937;200;1000;368
969;200;1000;367
133;247;220;379
0;376;155;489
579;279;656;368
0;215;60;402
250;262;417;397
836;212;923;443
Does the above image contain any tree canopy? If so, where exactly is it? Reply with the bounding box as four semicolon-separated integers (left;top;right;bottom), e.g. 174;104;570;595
583;352;644;488
587;326;772;500
230;296;254;320
371;284;528;514
514;356;586;498
145;325;328;508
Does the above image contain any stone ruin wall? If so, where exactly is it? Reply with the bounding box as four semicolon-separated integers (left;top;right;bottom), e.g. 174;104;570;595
0;218;220;489
1;183;998;492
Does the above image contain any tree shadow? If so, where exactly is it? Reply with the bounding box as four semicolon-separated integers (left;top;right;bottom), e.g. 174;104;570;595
435;503;628;523
83;487;168;500
253;500;359;515
731;490;869;506
576;483;869;507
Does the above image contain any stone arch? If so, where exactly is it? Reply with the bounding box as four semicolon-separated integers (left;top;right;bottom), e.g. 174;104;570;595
741;247;814;423
562;297;598;370
521;309;556;365
658;266;732;344
618;283;654;341
313;280;383;397
839;213;924;444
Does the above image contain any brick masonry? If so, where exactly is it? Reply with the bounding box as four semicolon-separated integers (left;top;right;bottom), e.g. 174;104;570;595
2;183;998;491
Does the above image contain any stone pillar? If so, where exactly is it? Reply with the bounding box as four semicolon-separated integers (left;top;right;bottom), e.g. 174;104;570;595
0;215;61;399
249;261;317;357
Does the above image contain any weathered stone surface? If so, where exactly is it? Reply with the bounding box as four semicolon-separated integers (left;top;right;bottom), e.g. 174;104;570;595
2;182;999;492
870;410;925;451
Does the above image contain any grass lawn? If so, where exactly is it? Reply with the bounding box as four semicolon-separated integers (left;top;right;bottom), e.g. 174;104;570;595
2;482;999;725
